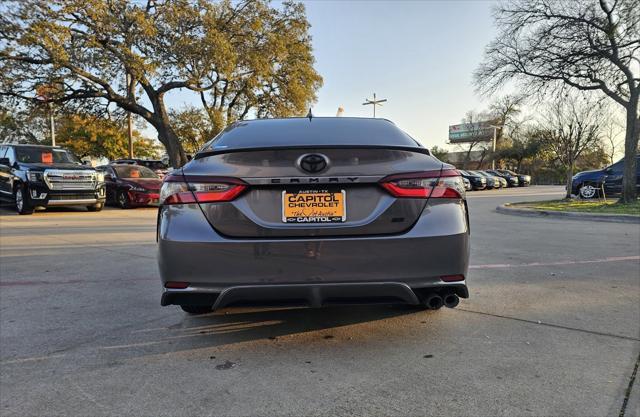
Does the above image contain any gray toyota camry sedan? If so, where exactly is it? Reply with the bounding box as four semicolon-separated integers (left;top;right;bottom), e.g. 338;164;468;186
157;117;470;314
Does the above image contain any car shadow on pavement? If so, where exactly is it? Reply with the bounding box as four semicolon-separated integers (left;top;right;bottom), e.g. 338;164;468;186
117;304;427;360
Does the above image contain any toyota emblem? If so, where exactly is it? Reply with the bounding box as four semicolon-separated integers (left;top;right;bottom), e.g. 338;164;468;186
297;153;329;174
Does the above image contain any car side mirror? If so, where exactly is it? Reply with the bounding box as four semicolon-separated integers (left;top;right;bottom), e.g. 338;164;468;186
0;157;9;166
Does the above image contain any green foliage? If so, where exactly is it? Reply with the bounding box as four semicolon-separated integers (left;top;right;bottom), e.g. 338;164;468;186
430;145;450;162
0;0;323;167
56;114;158;160
0;103;48;143
169;107;215;154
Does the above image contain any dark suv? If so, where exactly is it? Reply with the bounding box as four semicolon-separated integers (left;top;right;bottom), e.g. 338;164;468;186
0;144;106;214
571;156;640;199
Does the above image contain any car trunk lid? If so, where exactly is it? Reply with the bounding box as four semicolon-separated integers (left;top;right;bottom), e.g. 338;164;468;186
179;148;445;238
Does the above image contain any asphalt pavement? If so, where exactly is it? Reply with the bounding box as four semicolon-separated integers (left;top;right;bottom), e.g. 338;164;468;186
0;185;638;416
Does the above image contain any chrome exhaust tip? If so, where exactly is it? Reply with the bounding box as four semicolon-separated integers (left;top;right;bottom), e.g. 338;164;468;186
424;294;444;310
443;293;459;308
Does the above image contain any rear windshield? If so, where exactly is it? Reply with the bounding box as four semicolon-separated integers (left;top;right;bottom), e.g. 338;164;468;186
114;165;158;179
199;117;423;154
139;161;167;170
15;147;80;164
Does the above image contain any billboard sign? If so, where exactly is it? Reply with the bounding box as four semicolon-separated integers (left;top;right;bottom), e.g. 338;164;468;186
448;121;495;143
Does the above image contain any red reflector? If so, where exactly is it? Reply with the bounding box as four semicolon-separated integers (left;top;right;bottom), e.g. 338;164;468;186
441;274;465;282
165;281;189;289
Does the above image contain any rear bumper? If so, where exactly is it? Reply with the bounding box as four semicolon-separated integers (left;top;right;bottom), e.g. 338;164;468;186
157;201;470;307
129;191;160;206
161;281;469;309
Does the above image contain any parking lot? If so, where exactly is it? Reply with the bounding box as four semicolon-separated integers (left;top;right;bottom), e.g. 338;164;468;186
0;185;638;416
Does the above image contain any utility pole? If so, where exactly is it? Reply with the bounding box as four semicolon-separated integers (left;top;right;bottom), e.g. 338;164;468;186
126;72;134;159
362;93;387;118
49;102;55;147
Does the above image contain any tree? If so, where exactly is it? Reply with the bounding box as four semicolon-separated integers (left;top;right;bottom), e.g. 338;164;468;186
169;106;215;154
454;96;523;169
0;101;49;143
454;111;491;169
475;0;639;202
56;114;159;160
0;0;322;167
429;145;450;162
602;111;625;164
499;126;544;172
538;95;604;198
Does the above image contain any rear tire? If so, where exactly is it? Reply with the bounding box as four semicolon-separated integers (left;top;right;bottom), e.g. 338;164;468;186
180;305;212;315
87;202;104;212
14;186;34;215
116;191;131;209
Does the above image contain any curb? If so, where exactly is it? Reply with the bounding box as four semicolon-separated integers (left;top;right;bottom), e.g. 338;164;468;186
496;203;640;224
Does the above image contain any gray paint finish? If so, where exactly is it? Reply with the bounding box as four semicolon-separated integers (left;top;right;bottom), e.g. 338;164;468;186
159;118;467;308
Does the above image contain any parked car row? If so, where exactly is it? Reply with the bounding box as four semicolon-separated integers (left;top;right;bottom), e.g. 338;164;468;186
457;169;531;191
0;143;166;214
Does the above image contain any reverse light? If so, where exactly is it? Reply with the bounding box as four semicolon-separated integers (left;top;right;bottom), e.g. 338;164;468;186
160;174;247;205
380;169;465;199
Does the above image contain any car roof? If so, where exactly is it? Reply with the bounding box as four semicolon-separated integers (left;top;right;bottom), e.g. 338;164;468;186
198;117;424;154
4;143;63;149
106;163;152;167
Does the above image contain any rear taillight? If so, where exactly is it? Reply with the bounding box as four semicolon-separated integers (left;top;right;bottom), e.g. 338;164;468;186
380;169;465;199
160;174;247;205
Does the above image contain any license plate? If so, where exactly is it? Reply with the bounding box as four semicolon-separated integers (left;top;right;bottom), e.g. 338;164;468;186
282;189;346;223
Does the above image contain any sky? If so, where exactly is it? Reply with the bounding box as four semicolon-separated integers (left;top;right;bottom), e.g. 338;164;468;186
302;0;497;149
164;0;499;150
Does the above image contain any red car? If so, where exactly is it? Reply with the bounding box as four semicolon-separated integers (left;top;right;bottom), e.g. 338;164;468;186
97;164;162;208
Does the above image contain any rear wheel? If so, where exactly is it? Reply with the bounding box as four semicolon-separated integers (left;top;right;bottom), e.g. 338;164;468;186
116;191;131;209
87;202;104;212
14;186;34;215
180;305;212;315
579;183;598;199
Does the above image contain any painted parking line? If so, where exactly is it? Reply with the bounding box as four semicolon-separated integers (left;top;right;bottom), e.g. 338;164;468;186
0;276;156;287
470;255;640;270
1;256;638;287
0;353;67;365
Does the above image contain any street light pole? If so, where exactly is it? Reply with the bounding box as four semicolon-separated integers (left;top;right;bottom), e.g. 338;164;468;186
362;93;387;118
488;124;500;170
492;126;497;170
